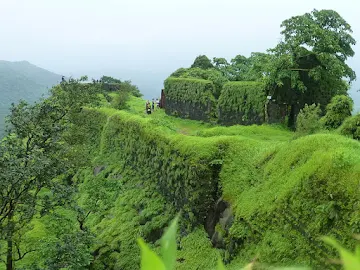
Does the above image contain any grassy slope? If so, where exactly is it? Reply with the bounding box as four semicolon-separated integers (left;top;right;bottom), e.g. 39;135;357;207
121;97;360;269
6;95;359;270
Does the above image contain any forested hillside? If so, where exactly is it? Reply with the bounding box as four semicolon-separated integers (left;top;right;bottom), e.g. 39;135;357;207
0;60;61;135
1;8;360;270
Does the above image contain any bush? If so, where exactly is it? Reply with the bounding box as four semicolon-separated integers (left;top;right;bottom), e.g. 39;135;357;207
170;68;188;78
121;80;143;97
321;95;353;129
179;68;228;99
111;91;130;110
296;104;322;135
338;113;360;140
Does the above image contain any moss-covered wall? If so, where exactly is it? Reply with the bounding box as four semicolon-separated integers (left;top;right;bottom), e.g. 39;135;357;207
163;79;270;126
71;107;360;270
97;108;226;229
217;81;266;125
163;77;217;122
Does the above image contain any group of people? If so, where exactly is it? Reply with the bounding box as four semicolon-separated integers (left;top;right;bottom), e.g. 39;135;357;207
146;98;160;114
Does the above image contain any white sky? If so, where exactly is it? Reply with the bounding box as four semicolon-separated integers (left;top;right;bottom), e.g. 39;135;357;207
0;0;359;103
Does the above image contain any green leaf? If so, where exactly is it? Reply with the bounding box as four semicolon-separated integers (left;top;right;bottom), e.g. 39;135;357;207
322;236;360;270
217;257;226;270
138;238;166;270
355;246;360;259
160;215;179;270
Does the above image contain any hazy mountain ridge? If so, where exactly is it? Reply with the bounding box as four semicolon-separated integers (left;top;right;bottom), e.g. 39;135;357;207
0;60;61;135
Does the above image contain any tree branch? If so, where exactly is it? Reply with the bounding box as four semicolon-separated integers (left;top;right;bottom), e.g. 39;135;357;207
288;68;311;71
14;242;37;262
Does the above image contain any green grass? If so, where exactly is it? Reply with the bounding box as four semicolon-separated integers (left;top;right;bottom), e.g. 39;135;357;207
125;96;292;140
12;95;355;270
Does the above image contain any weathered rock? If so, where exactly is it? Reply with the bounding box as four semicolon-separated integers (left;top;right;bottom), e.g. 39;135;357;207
93;166;106;176
211;231;225;249
219;207;234;230
205;197;233;249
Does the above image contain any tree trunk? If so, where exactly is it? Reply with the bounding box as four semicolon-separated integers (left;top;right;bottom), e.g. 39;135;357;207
288;104;296;130
6;210;14;270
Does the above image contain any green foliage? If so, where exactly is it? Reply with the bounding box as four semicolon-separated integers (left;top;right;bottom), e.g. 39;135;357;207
267;9;356;106
164;77;217;120
217;81;266;124
97;109;222;229
175;228;220;270
99;76;142;97
212;53;272;83
138;238;166;270
120;80;143;97
111;91;130;110
170;68;188;78
100;75;121;84
138;217;230;270
177;68;228;99
321;95;353;129
220;133;360;269
0;77;101;269
191;55;214;70
160;216;179;270
295;104;322;135
322;236;360;270
8;73;360;270
338;113;360;140
0;60;60;138
75;160;176;269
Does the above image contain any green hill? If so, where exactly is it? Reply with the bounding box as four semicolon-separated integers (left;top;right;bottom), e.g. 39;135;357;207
2;89;360;269
0;60;61;135
15;95;356;270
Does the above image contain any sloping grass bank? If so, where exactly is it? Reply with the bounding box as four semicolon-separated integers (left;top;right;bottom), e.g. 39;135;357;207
71;102;360;269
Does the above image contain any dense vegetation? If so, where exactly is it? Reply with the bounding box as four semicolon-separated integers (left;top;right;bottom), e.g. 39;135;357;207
217;82;266;125
1;8;360;270
165;9;357;128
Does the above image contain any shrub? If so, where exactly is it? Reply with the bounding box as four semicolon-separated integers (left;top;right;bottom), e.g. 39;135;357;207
295;104;322;135
170;68;188;78
338;113;360;140
179;68;228;99
111;91;130;110
121;80;143;97
321;95;353;129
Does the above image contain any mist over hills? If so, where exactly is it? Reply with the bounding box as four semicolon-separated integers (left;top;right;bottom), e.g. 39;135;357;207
0;60;61;135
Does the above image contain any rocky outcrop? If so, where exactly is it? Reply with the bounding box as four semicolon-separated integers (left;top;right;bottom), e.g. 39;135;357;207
205;198;234;249
93;165;106;176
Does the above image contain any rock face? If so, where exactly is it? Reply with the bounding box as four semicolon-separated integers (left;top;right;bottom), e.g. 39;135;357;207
93;166;106;176
205;198;233;249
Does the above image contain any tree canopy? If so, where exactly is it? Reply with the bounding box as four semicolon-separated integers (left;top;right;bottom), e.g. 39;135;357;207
0;77;101;270
191;55;214;70
266;9;356;106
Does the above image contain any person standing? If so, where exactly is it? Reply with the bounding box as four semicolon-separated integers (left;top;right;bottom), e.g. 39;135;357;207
156;98;160;108
146;101;151;115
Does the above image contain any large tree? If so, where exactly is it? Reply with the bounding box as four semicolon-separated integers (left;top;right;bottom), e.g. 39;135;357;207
191;55;214;70
212;53;272;82
0;77;100;270
267;9;356;106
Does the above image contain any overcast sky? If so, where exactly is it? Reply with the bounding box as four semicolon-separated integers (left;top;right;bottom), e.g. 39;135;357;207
0;0;359;104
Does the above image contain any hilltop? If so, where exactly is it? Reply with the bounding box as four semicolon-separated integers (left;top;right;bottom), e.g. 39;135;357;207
0;60;61;135
1;78;360;269
60;95;360;269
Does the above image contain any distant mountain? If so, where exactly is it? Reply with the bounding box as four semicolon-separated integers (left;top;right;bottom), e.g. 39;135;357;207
0;60;61;136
